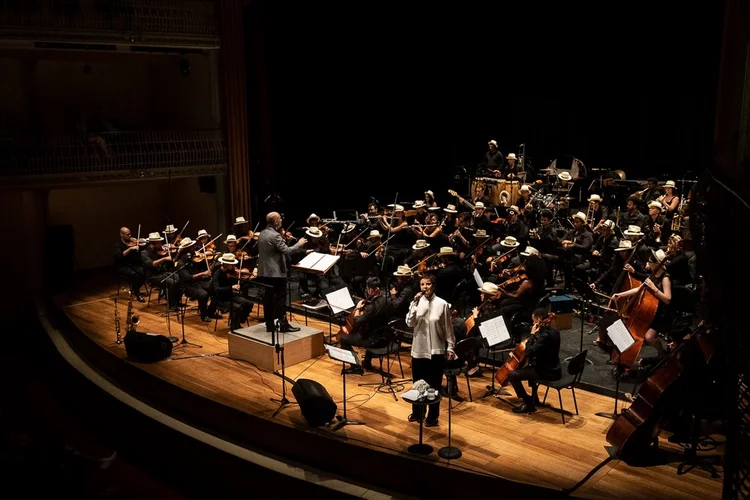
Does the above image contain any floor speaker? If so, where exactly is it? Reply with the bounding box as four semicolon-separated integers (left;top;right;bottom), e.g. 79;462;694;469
292;379;337;427
124;330;173;362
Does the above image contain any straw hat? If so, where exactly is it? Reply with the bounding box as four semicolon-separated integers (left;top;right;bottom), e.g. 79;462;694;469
306;213;320;224
233;216;247;226
623;225;643;236
341;223;356;234
219;253;238;265
587;194;602;202
393;265;414;277
224;234;238;244
520;184;531;192
393;204;405;213
368;230;381;239
478;282;499;295
488;140;498;147
664;180;676;189
572;211;587;222
414;200;426;209
500;236;520;248
437;246;456;256
602;219;615;230
425;190;435;198
428;206;442;211
475;201;485;209
179;237;196;249
147;232;164;242
164;224;177;234
651;248;666;263
197;229;210;239
520;246;539;257
306;227;323;238
474;229;489;238
443;204;457;213
412;239;429;250
558;172;572;181
648;200;663;210
507;153;517;160
507;205;519;215
615;239;634;251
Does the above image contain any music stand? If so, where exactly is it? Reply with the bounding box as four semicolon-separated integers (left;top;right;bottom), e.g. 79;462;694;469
478;312;513;399
325;287;356;346
324;345;366;431
160;263;186;344
595;315;635;420
570;280;598;366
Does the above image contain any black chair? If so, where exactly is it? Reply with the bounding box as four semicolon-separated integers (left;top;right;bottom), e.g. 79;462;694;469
443;337;477;402
360;319;408;400
536;349;588;424
509;293;551;342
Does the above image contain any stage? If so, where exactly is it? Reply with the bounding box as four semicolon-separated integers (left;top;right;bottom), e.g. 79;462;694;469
49;272;724;499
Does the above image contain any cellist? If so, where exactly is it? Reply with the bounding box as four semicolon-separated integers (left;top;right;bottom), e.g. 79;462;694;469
339;277;390;375
612;249;672;356
507;308;562;414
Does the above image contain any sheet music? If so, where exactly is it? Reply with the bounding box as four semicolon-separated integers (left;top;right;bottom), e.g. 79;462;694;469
473;268;483;288
478;315;511;347
326;287;355;315
607;319;636;353
324;344;358;365
312;253;340;272
296;252;323;269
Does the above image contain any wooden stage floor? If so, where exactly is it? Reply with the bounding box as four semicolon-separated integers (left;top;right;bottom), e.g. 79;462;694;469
53;277;724;500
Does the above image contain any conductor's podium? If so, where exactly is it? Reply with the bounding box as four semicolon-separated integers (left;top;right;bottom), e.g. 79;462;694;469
228;323;325;371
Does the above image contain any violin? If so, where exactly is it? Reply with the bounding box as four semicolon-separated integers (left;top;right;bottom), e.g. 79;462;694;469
228;267;253;279
128;237;147;248
495;312;555;386
193;249;220;263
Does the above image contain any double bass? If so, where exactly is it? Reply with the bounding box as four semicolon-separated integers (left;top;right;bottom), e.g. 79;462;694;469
495;312;556;386
606;323;715;464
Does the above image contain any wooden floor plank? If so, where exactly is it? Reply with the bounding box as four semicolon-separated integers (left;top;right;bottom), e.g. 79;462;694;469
53;280;725;499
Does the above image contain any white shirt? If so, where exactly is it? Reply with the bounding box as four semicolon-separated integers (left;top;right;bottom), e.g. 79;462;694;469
406;294;456;360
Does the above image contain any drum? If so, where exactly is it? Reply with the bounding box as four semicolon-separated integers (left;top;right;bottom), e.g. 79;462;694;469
509;180;520;206
540;194;558;209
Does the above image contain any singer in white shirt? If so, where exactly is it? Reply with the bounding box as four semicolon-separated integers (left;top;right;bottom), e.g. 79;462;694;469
406;273;456;426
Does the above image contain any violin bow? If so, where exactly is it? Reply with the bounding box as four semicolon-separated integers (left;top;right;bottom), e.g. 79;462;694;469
239;223;260;253
342;227;369;250
409;253;436;272
463;235;493;262
367;233;396;258
333;231;342;256
136;224;141;248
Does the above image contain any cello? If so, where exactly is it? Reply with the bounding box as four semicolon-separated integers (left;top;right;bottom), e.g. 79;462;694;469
495;312;556;386
338;297;371;337
606;323;715;464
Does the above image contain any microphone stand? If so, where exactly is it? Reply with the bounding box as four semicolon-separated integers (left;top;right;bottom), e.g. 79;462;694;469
159;256;186;344
271;319;292;417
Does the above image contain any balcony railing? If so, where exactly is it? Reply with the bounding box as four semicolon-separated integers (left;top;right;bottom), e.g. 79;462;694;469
0;0;219;48
0;129;227;186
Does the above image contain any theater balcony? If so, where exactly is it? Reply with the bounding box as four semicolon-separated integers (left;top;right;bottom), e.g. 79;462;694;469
0;0;219;50
0;129;226;188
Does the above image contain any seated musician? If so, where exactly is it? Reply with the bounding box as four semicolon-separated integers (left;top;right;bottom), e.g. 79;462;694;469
466;281;504;377
554;172;573;195
177;238;218;322
504;153;520;180
115;226;146;301
211;253;252;330
434;247;467;304
448;212;473;258
561;212;594;291
378;204;410;263
442;203;459;229
508;308;562;414
587;219;618;283
642;200;669;249
411;200;428;225
340;277;391;374
299;226;331;300
587;194;609;232
534;210;560;286
612;249;672;356
641;177;662;204
471;182;492;208
164;224;179;249
493;254;547;330
658;180;680;218
141;232;181;310
518;185;536;229
470;229;493;274
413;212;448;253
424;190;438;208
478;140;504;178
491;205;528;253
471;202;491;231
619;196;646;230
489;236;521;276
390;265;417;317
359;203;381;231
234;216;255;243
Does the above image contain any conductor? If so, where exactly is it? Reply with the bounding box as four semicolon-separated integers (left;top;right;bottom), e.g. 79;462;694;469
257;212;307;333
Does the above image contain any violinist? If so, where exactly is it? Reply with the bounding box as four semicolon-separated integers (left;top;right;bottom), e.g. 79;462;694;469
507;308;561;414
466;281;504;377
518;185;536;229
470;229;493;274
378;204;410;263
390;265;417;317
299;226;331;300
434;246;466;304
305;213;329;235
489;236;521;276
115;227;146;301
494;253;547;327
612;249;672;356
177;238;218;322
405;239;433;271
339;277;390;374
448;213;473;259
211;253;252;330
234;216;254;242
164;224;179;252
141;232;181;310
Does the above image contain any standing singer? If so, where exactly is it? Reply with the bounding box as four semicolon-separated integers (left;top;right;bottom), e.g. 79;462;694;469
257;212;308;334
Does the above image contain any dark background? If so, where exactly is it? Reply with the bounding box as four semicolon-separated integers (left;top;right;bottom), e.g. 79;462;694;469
244;2;725;223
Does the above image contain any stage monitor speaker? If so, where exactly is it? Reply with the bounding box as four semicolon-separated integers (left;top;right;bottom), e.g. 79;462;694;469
292;379;337;427
124;330;173;362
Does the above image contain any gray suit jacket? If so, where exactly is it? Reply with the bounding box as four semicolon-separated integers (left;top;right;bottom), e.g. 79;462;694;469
257;226;305;278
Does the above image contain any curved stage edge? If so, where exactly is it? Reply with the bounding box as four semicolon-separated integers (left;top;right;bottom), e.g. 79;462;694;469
37;295;558;499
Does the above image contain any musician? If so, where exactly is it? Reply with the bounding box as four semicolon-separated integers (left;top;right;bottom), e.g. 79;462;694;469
561;212;594;290
489;236;521;276
424;190;438;208
467;281;504;376
340;277;390;374
535;210;559;243
359;203;381;231
471;182;491;208
177;238;217;322
641;177;662;204
518;185;536;229
405;238;433;270
390;265;417;317
612;249;672;356
587;194;609;230
470;229;493;274
448;212;473;258
503;205;529;246
478;140;504;178
434;247;466;304
471;202;491;231
378;205;410;263
114;227;145;301
619;196;646;230
406;273;456;426
507;308;562;414
257;212;308;334
211;253;252;330
141;232;181;310
642;200;668;249
588;219;619;282
495;254;547;327
234;216;255;243
196;229;214;252
659;180;680;217
411;200;428;225
164;224;179;249
504;153;520;180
